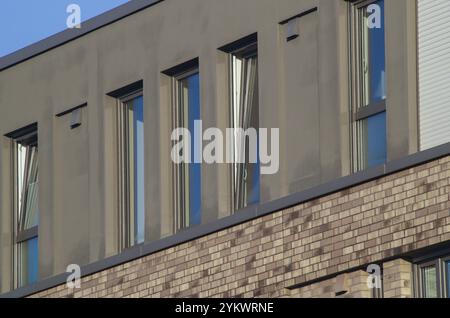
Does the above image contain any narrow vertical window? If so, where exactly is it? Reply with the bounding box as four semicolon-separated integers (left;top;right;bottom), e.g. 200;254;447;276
221;34;260;212
167;60;202;231
7;124;39;287
350;0;387;172
117;92;145;249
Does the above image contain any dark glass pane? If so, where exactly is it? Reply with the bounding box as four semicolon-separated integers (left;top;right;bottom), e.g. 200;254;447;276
133;96;145;244
247;151;260;205
367;111;387;167
28;237;39;284
19;237;38;287
246;64;260;206
446;261;450;298
187;73;202;226
369;0;386;103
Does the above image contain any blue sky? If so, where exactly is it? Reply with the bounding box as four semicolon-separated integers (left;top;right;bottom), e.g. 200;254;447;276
0;0;130;57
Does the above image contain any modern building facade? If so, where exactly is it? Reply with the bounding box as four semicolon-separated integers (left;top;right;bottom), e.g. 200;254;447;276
0;0;449;298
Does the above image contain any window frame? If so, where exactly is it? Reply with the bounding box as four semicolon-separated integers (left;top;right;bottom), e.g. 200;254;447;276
169;64;202;232
414;255;450;298
349;0;387;172
8;125;39;288
444;256;450;298
116;89;145;251
220;33;260;213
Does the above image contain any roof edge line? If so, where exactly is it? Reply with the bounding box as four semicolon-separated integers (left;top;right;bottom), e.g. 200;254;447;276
0;0;163;72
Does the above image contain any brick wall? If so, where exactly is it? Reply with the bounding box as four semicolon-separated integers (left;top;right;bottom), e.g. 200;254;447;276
30;156;450;298
383;259;413;298
289;270;372;298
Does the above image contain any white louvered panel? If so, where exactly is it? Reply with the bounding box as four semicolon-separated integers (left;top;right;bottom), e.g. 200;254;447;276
418;0;450;150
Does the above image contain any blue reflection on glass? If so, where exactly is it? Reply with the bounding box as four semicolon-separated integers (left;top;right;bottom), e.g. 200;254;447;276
134;96;145;244
248;141;260;205
188;73;202;226
446;261;450;298
367;111;387;168
28;237;38;284
369;0;386;103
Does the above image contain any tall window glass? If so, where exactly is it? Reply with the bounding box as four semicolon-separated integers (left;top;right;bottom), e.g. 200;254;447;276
175;71;202;230
230;43;260;211
118;94;145;248
353;0;387;171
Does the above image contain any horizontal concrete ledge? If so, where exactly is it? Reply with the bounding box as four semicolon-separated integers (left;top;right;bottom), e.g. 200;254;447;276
55;103;88;118
279;7;318;25
2;142;450;298
0;0;163;72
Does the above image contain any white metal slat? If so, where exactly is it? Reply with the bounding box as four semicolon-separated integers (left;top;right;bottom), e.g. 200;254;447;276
418;0;450;150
